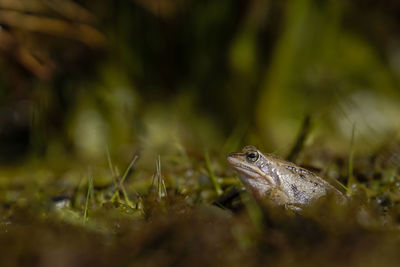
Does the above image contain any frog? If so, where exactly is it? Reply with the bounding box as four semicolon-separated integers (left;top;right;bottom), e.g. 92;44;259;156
226;145;345;210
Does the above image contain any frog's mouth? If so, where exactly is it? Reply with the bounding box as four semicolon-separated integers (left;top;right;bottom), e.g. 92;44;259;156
226;154;274;185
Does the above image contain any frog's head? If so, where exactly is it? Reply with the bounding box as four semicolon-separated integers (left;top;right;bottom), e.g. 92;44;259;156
226;146;275;186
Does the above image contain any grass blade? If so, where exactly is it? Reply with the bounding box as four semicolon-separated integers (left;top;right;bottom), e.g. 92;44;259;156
111;154;139;206
83;171;94;223
106;146;120;202
204;151;222;196
155;155;167;199
346;124;356;195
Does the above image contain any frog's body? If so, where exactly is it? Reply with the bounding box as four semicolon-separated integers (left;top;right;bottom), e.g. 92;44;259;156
227;146;345;208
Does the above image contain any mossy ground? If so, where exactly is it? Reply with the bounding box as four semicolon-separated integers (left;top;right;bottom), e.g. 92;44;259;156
1;142;400;267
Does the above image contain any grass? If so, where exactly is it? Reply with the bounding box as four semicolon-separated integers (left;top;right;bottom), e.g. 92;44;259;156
83;170;94;223
346;124;356;195
1;141;400;267
1;107;399;267
204;151;223;196
110;153;139;206
151;155;167;199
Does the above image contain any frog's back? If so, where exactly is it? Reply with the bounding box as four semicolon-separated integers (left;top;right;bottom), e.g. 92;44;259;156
265;154;345;205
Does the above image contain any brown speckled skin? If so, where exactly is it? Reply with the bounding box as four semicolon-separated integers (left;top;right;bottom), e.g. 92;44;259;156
227;146;345;207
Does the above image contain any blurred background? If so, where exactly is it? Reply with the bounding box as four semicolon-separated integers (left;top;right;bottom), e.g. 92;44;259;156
3;2;400;265
1;0;400;169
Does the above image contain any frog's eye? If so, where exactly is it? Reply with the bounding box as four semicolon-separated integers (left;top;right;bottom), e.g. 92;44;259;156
246;151;259;162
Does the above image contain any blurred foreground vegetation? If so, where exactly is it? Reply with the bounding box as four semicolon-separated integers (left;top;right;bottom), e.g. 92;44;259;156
1;0;400;266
